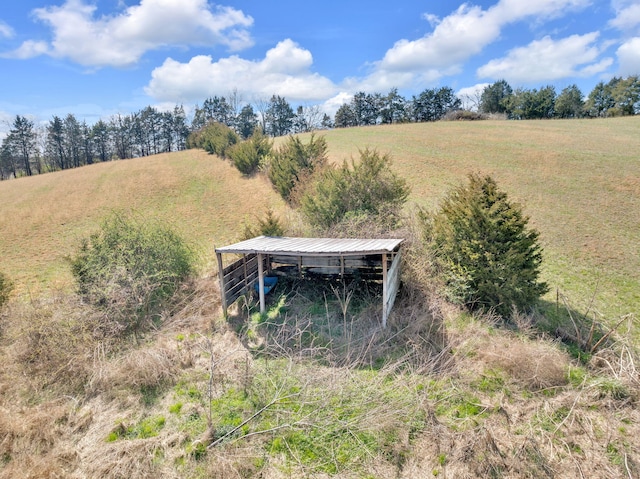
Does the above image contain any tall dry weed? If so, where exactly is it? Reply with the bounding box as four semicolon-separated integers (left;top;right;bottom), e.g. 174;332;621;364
88;342;180;398
2;295;106;397
477;333;570;390
0;400;81;479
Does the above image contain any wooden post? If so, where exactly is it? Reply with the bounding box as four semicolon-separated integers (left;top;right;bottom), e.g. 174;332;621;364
258;253;266;313
216;251;227;318
382;252;388;328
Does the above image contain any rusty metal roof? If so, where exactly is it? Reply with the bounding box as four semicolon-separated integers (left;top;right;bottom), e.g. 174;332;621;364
215;236;404;256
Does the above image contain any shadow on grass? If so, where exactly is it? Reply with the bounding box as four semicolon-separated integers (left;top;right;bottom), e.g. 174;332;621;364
530;293;633;363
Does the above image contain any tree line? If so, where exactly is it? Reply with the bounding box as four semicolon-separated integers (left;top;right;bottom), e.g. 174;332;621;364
0;106;190;180
1;75;638;180
478;76;640;119
0;94;332;180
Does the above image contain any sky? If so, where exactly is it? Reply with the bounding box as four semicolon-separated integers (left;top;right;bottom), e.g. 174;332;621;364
0;0;639;136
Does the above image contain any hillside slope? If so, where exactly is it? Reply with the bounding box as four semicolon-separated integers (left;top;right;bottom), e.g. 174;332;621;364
0;149;286;292
0;119;638;478
2;118;638;320
311;118;640;321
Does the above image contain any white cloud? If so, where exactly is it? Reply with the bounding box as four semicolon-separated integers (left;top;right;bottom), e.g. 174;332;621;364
320;92;353;117
457;83;490;98
490;0;591;23
5;40;50;59
0;21;14;38
5;0;253;67
457;83;490;110
609;1;640;32
477;32;610;83
617;37;640;76
144;39;338;104
342;70;419;94
380;4;500;73
360;0;592;92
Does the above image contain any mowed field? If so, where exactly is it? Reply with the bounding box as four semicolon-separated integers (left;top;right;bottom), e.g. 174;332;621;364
1;118;638;321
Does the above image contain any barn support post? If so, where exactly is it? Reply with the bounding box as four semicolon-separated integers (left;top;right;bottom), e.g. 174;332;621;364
387;251;401;318
258;253;266;313
382;252;388;328
216;250;227;318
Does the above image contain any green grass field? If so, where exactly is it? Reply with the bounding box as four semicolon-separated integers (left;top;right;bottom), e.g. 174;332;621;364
1;118;638;320
308;118;640;322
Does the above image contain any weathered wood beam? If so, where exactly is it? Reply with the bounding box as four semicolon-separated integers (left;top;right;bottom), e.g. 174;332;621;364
258;253;265;313
216;250;227;318
382;253;388;328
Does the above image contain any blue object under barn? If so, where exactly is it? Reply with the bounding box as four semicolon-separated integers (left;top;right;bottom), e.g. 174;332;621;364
254;275;278;295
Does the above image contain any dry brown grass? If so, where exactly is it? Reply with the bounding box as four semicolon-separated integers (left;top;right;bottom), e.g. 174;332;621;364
475;331;570;391
0;399;83;479
0;149;286;294
0;275;638;478
1;294;102;398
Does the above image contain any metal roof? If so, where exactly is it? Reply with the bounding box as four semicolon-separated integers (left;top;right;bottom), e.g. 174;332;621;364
215;236;404;256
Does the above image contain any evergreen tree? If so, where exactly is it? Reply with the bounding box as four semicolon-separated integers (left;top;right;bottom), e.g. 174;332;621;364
265;95;294;137
555;84;584;118
422;174;548;317
267;133;328;202
334;104;356;128
412;87;461;122
46;115;67;170
236;104;258;139
585;81;615;117
479;80;513;114
609;75;640;116
380;88;407;124
7;115;37;176
92;120;112;162
301;148;409;230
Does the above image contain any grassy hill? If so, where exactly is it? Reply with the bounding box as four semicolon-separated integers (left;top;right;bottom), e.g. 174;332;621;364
0;118;638;478
3;117;637;319
310;117;640;322
0;148;286;292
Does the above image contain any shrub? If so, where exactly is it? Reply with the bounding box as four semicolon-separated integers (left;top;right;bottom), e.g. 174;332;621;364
443;110;487;121
187;121;239;158
242;208;286;240
267;133;328;202
70;213;194;336
300;148;410;231
0;271;13;308
228;128;273;175
421;173;548;318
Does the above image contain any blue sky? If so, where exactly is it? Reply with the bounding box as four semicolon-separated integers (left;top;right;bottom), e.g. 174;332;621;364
0;0;639;136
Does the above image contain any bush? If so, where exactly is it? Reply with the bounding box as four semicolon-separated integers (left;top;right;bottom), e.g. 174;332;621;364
228;128;273;175
421;173;548;318
267;133;328;202
300;148;410;231
187;121;239;158
242;208;286;240
70;213;194;336
0;271;13;308
443;110;487;121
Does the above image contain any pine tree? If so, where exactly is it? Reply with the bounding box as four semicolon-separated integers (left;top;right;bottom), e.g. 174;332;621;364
423;173;548;318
